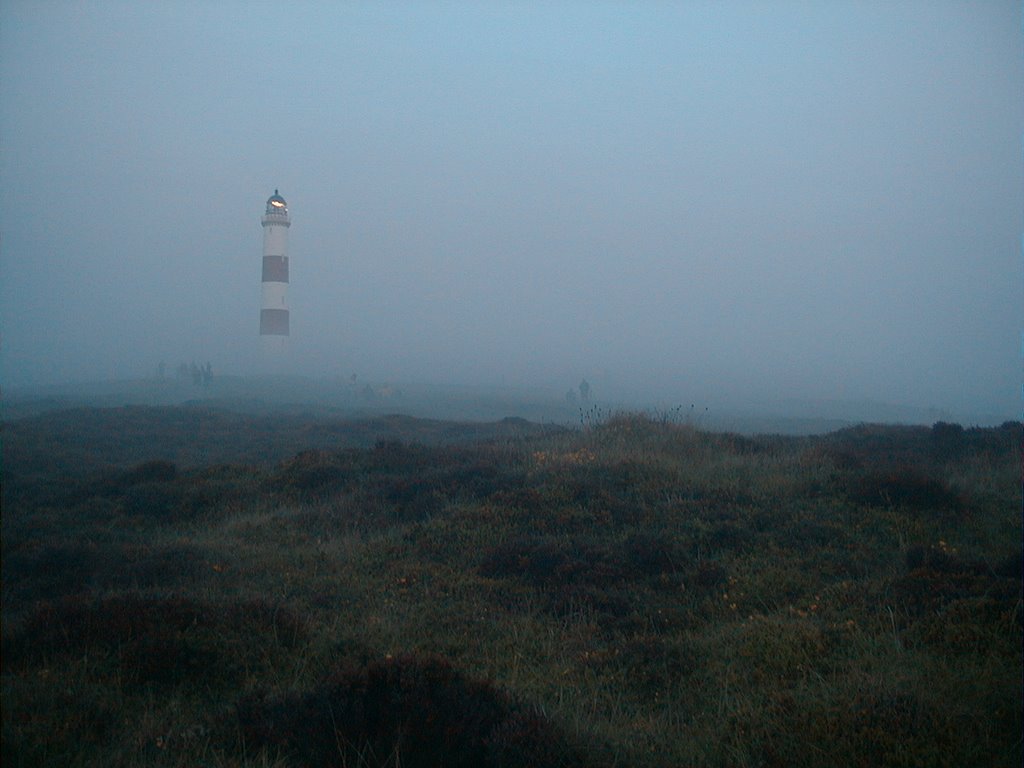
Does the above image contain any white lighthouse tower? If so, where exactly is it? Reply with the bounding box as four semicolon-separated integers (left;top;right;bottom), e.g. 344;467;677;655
260;190;290;353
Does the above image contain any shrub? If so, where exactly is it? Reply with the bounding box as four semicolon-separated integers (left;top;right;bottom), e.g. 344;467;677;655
621;532;688;577
903;543;973;574
266;443;516;523
235;653;582;768
904;596;1022;655
88;459;178;498
371;439;435;473
179;464;261;516
117;459;178;485
844;465;963;511
930;421;965;460
608;634;703;694
270;449;351;494
757;674;1022;768
1;681;117;766
478;536;624;588
1;544;96;604
890;565;1020;619
484;709;575;768
1;542;208;607
3;595;307;686
118;481;187;519
824;424;933;469
704;520;755;552
729;614;827;684
376;476;449;521
692;560;729;590
993;549;1023;580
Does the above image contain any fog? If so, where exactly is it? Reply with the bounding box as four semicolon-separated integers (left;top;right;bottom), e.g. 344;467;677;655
1;2;1020;421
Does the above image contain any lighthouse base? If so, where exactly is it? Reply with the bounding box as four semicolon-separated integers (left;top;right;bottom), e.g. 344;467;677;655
259;334;290;373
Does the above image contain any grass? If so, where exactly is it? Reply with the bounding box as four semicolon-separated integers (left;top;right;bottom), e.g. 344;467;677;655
1;409;1020;766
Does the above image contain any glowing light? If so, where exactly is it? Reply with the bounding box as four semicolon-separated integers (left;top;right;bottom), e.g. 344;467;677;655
270;200;285;208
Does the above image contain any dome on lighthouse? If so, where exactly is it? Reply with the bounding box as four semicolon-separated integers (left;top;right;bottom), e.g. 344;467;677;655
265;189;288;215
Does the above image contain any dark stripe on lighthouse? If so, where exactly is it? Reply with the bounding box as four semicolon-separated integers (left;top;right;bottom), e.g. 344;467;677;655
260;309;290;336
262;255;289;283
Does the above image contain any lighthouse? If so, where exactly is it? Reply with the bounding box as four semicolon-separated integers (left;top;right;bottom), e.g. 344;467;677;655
260;190;290;350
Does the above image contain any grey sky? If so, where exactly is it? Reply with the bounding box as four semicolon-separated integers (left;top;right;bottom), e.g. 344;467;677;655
1;1;1021;417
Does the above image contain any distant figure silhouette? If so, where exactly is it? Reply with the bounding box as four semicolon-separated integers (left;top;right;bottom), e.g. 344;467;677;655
579;378;591;403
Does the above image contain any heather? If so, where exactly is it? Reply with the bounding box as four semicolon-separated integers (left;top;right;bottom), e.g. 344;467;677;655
2;408;1020;766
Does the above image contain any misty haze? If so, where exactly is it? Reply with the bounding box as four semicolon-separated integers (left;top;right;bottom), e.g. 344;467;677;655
1;3;1021;767
1;1;1020;424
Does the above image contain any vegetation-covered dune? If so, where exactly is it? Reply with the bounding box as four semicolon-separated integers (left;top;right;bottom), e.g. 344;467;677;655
2;408;1020;767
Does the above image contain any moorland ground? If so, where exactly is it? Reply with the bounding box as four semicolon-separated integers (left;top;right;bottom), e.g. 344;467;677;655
2;406;1021;767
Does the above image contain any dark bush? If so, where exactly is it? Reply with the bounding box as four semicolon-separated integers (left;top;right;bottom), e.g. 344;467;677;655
270;449;350;493
904;596;1021;655
121;628;224;685
890;566;1020;618
478;536;624;588
236;654;581;768
487;486;548;514
705;520;755;551
376;476;450;520
567;460;668;513
118;480;187;518
778;517;846;549
930;421;965;460
545;584;636;624
1;685;117;766
965;421;1022;457
904;544;974;575
117;544;208;588
824;424;933;469
621;532;687;577
993;549;1023;580
905;544;1023;584
1;542;207;607
485;709;574;768
179;465;261;516
844;465;963;511
371;439;431;472
87;460;179;499
612;635;702;693
2;595;307;685
479;535;712;620
267;443;514;520
2;594;198;668
692;560;729;590
1;544;97;603
118;459;178;485
720;433;765;455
